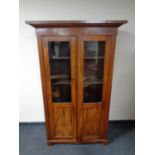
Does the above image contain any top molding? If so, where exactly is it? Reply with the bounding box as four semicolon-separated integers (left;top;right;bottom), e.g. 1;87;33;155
26;20;127;28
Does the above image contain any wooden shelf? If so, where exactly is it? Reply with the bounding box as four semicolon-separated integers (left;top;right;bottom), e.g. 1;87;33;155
84;57;104;59
51;74;69;79
53;81;71;85
84;81;103;84
50;57;70;60
84;79;103;87
84;81;103;87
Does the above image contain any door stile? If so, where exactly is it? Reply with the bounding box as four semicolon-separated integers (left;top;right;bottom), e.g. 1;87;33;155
70;37;77;139
77;35;84;141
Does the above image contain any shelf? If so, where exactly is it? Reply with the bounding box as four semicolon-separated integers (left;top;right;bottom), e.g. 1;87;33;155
84;57;104;59
50;57;104;60
53;82;71;85
51;74;69;79
84;76;102;81
84;78;103;87
84;81;103;84
53;81;71;85
50;57;70;60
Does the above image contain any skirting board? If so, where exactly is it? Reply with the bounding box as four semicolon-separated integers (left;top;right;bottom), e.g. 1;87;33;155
19;120;135;126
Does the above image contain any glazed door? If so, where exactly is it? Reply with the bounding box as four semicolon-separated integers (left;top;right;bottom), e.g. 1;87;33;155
42;36;77;142
77;35;111;142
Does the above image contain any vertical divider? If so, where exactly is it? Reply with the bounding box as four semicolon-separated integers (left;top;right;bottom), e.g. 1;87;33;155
70;36;77;139
77;35;84;141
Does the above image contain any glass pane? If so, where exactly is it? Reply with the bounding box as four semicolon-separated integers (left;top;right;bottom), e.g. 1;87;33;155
84;85;102;102
83;41;105;103
48;42;71;103
84;41;105;57
48;42;70;58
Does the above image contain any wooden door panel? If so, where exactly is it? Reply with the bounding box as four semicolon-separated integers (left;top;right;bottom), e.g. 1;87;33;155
78;35;111;142
42;36;77;141
52;107;74;138
82;107;103;138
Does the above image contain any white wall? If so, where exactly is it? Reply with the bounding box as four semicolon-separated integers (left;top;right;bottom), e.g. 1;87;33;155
19;0;135;122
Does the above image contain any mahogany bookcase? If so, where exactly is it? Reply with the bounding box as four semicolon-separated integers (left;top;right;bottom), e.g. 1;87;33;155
26;20;127;145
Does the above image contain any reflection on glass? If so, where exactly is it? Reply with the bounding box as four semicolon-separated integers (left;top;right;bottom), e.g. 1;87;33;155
84;41;105;57
48;42;71;102
84;85;102;102
48;42;70;58
83;41;105;103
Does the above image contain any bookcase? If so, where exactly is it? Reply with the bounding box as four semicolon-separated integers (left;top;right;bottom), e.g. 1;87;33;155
26;20;127;145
